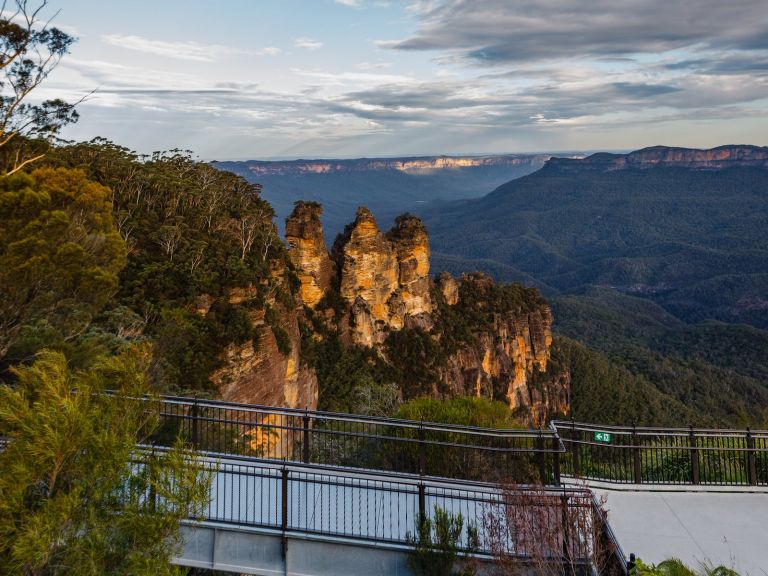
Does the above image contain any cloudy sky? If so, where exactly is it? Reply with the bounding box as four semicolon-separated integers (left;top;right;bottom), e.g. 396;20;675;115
41;0;768;159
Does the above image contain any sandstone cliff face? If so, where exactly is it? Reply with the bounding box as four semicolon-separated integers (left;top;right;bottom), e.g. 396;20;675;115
285;202;336;308
208;286;318;458
388;214;433;319
335;207;400;330
331;207;433;346
211;290;318;409
211;303;317;411
433;273;563;426
240;154;551;176
547;145;768;172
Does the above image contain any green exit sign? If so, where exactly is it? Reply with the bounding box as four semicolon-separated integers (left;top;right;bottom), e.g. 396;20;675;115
593;431;613;443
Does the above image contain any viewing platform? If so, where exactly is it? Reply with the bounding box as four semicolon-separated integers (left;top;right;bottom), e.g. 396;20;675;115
138;395;768;574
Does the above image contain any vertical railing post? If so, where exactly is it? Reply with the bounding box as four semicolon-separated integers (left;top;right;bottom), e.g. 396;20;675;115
418;425;426;477
536;429;546;484
302;410;311;464
689;426;700;485
560;493;571;567
552;434;561;486
571;419;581;478
418;482;426;525
746;428;757;486
190;398;200;450
148;445;157;513
632;424;642;484
281;467;289;557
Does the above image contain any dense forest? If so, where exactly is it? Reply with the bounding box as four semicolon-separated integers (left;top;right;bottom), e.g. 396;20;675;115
2;140;291;394
423;161;768;328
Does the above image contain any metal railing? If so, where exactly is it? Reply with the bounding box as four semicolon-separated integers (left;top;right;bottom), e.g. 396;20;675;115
153;395;565;485
173;453;627;576
555;421;768;486
148;395;768;488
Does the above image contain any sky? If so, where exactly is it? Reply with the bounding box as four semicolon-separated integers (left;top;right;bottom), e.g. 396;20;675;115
36;0;768;159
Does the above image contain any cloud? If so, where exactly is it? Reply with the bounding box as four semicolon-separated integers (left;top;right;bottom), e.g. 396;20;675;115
56;0;768;159
294;37;324;50
386;0;768;64
100;34;277;62
335;0;361;5
292;68;414;86
356;61;392;70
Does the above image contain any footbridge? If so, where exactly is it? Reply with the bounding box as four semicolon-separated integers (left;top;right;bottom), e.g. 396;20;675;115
144;396;767;575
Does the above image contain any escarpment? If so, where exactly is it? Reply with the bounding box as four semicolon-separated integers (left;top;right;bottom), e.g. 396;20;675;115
546;144;768;172
287;202;569;424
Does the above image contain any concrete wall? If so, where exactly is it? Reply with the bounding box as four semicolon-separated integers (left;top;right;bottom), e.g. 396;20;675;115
176;524;414;576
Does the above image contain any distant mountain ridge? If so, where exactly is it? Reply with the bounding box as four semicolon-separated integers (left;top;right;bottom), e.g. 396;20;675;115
421;144;768;329
547;144;768;172
218;154;552;177
214;154;555;238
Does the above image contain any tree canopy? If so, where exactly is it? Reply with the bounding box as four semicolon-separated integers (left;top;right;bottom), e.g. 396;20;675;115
0;167;126;362
0;347;210;575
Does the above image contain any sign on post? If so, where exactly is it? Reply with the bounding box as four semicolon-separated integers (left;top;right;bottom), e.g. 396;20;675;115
593;431;612;443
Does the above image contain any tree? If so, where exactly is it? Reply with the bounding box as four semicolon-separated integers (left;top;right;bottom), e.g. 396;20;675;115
0;0;79;174
406;505;479;576
484;484;618;576
0;167;127;362
0;346;211;575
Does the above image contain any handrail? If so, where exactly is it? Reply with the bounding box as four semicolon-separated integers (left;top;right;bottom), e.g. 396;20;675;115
130;448;627;573
159;394;559;437
130;393;768;487
552;420;768;436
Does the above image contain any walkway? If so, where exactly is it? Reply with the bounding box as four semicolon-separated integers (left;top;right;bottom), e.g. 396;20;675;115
174;455;623;575
587;483;768;575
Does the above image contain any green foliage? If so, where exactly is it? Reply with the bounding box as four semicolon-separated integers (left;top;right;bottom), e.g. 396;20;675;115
308;333;384;413
151;308;221;393
265;305;292;356
0;347;211;575
454;272;545;327
406;506;478;576
553;289;768;427
0;168;127;364
548;336;704;427
150;300;258;393
383;327;446;398
42;140;289;392
50;141;282;302
388;397;535;481
631;557;740;576
395;396;520;429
